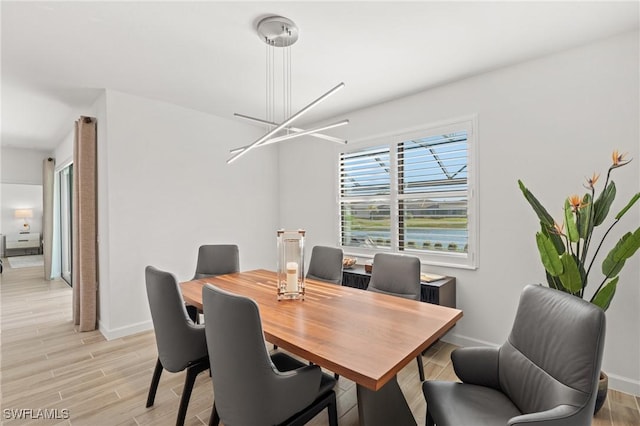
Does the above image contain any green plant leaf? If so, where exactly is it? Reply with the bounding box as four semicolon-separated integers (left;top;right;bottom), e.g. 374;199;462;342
593;181;616;226
536;232;563;276
559;253;582;294
540;221;565;255
612;228;640;262
578;193;592;240
591;276;618;312
615;192;640;220
602;234;629;278
564;198;579;243
518;180;555;228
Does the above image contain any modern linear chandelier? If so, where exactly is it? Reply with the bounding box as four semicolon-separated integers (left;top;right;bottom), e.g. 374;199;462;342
228;16;348;164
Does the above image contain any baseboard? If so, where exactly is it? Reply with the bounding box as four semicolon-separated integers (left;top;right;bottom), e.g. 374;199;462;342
440;331;498;349
98;319;153;341
440;332;640;396
606;373;640;396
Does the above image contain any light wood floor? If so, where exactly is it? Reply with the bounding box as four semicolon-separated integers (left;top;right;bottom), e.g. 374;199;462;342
1;263;639;426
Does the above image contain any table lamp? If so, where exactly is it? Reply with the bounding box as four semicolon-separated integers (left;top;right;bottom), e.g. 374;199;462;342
14;209;33;232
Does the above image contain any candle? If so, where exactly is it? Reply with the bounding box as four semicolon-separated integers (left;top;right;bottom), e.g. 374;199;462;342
286;262;298;293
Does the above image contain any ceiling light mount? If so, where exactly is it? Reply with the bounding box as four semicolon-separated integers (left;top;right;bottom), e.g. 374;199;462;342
257;16;299;47
229;14;348;164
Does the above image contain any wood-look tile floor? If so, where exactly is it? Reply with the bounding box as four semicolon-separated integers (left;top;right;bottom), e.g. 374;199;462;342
1;263;639;425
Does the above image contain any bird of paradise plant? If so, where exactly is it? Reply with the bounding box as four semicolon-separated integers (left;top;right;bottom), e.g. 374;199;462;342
518;150;640;311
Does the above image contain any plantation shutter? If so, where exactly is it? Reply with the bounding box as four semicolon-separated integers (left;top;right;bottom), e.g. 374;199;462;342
339;145;392;248
397;131;469;252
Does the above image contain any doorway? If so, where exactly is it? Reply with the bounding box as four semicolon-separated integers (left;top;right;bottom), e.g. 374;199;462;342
59;164;73;286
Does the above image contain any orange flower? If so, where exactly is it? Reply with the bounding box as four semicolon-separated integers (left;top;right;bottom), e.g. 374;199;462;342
585;172;599;189
568;195;585;212
612;150;630;168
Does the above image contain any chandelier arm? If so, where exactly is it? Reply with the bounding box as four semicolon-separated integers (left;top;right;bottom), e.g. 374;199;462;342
229;120;349;154
227;82;345;164
248;119;348;146
233;113;347;144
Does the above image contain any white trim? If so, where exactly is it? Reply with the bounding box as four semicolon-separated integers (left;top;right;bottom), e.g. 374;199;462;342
54;157;73;173
467;115;479;270
390;140;399;252
606;372;640;396
98;319;153;341
346;114;478;147
440;332;499;349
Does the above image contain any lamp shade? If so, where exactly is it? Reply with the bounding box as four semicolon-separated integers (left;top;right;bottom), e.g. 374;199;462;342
14;209;33;219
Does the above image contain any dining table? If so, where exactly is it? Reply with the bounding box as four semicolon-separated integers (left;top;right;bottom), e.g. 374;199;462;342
180;269;463;426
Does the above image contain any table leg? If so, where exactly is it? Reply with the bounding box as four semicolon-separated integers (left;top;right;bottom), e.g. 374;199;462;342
356;375;417;426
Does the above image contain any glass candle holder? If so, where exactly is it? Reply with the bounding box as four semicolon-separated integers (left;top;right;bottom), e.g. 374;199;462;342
277;229;305;301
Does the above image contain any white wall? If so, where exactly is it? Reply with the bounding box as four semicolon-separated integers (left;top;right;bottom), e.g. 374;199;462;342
97;90;279;338
0;147;51;185
279;31;640;394
0;147;51;235
0;183;43;236
53;129;74;169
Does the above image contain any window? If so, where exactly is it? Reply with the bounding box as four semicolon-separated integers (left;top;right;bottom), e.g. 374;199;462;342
338;118;477;269
58;164;73;286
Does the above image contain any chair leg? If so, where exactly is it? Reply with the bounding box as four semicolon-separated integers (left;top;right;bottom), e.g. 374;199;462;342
209;402;220;426
146;358;163;408
186;304;199;323
285;391;336;426
416;355;425;382
426;408;435;426
327;391;338;426
176;360;210;426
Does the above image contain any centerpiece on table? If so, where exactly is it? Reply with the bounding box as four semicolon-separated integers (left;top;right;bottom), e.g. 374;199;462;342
277;229;306;301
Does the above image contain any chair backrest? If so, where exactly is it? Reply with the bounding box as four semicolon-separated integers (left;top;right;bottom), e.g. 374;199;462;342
367;253;421;300
499;285;606;421
306;246;344;285
202;284;320;425
193;244;239;279
145;266;207;372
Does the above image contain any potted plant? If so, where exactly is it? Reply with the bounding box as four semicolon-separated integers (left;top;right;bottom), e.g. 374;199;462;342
518;150;640;413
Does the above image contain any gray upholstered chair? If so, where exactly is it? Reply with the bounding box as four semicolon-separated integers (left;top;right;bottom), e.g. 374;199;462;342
202;284;338;426
187;244;240;322
145;266;210;426
306;245;344;285
368;252;421;300
422;284;606;426
193;244;240;279
367;252;425;381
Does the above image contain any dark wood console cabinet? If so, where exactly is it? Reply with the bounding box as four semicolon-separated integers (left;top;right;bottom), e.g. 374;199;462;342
342;265;456;308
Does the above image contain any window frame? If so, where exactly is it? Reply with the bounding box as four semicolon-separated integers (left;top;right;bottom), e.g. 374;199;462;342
336;115;478;270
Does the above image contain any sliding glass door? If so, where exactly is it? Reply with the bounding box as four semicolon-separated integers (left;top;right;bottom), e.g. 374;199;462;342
59;165;73;286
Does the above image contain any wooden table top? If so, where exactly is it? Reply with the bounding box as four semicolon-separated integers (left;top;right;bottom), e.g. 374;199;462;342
181;269;463;391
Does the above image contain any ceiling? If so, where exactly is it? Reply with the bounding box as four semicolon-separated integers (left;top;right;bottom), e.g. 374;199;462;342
2;1;638;151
